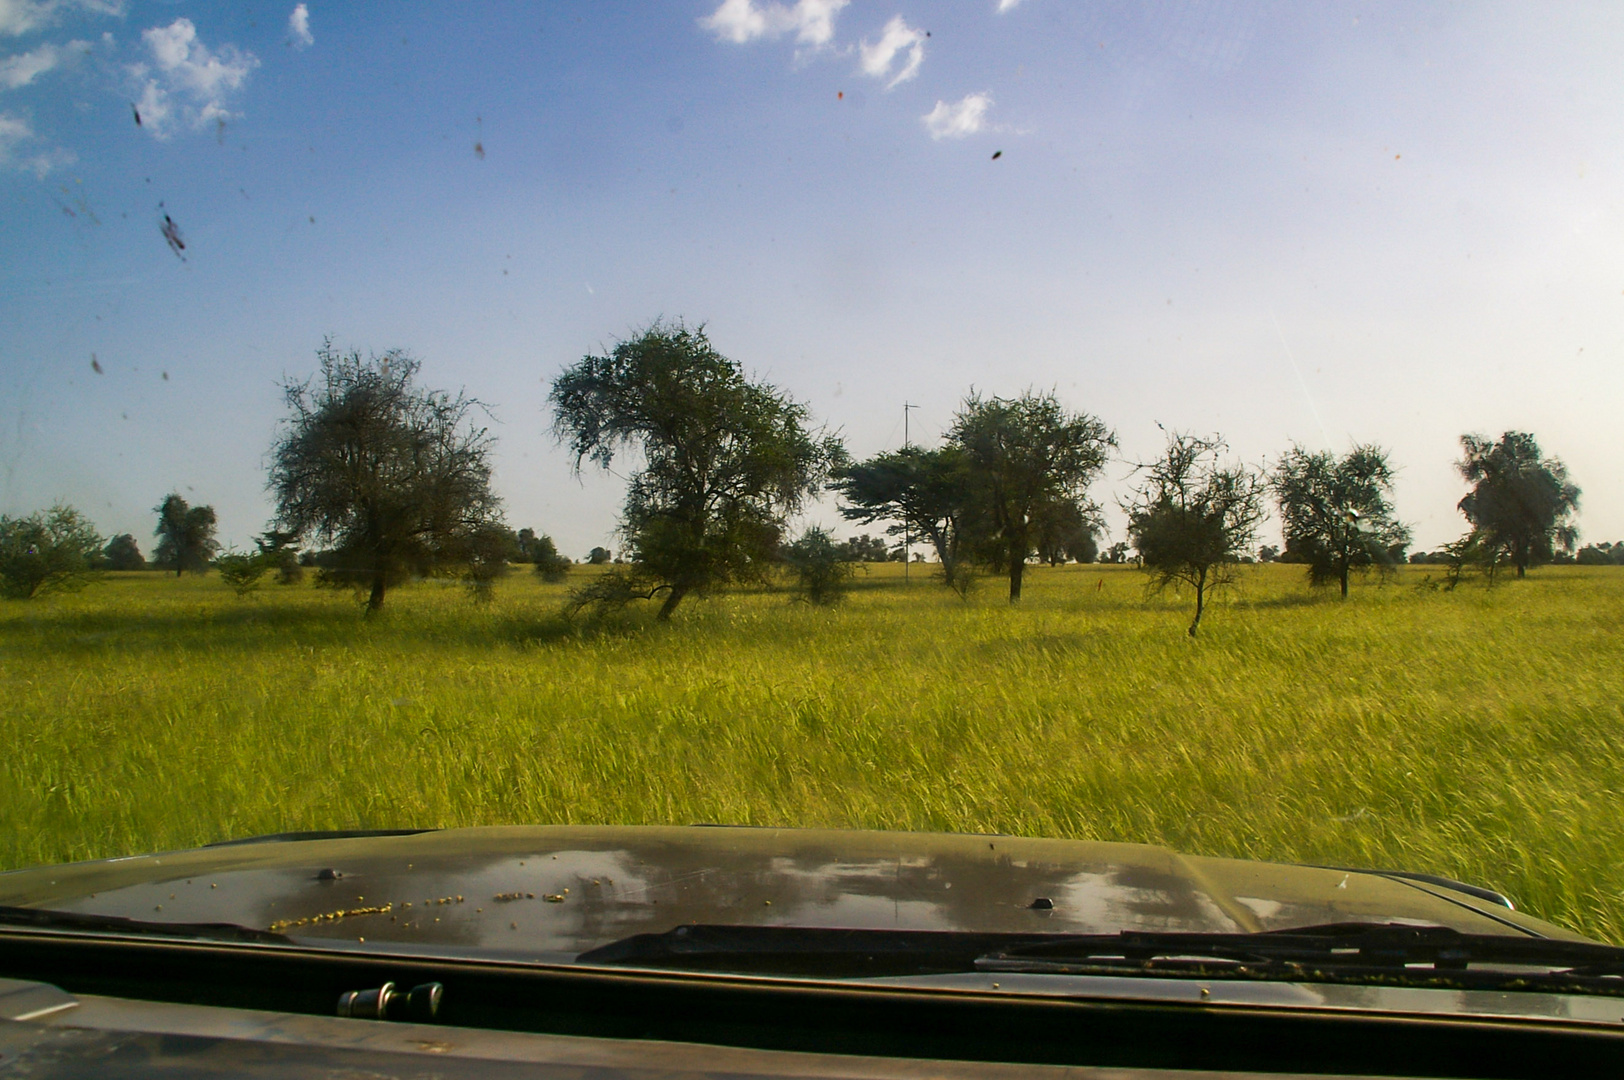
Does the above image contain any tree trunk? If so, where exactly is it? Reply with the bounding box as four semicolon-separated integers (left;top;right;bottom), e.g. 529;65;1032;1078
657;584;687;621
1008;555;1024;603
1340;560;1349;599
927;526;954;586
1188;567;1206;637
366;574;386;613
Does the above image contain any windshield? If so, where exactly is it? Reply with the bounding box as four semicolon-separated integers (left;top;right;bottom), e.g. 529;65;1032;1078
2;0;1621;974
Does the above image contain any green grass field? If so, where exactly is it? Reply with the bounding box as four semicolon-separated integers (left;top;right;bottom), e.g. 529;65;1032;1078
4;562;1622;943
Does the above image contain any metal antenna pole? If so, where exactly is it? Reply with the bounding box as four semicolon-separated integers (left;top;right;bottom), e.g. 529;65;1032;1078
902;402;918;582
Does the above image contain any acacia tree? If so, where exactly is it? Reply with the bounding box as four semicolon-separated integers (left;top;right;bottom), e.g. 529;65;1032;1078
153;493;218;576
549;321;843;620
832;445;972;586
268;342;504;612
1271;444;1411;597
1126;433;1267;636
0;504;103;599
1456;432;1580;578
947;391;1114;602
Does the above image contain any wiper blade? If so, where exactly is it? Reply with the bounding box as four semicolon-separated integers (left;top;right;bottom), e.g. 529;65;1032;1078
0;904;290;945
577;923;1624;992
978;923;1624;991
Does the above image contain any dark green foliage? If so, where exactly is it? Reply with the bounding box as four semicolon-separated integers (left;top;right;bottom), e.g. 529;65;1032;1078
946;390;1114;602
1032;497;1100;565
832;446;971;583
586;546;613;565
465;524;514;602
781;526;855;605
153;494;218;576
268;342;505;611
103;533;146;571
838;533;893;562
549;321;843;620
511;528;538;563
1126;433;1268;636
1271;444;1411;598
0;504;104;599
530;534;573;582
1257;544;1280;563
1101;541;1130;564
254;530;304;585
1456;432;1580;578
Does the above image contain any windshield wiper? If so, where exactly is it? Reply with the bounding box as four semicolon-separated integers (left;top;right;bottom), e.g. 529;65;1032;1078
979;923;1624;981
577;923;1624;993
0;904;289;945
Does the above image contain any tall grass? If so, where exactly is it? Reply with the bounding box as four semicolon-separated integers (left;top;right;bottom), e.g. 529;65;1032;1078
3;562;1622;942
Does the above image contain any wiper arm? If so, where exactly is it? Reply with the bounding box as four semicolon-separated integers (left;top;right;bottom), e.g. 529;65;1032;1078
0;904;290;945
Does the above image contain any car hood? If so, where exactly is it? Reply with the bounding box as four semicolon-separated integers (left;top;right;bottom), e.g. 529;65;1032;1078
0;825;1586;957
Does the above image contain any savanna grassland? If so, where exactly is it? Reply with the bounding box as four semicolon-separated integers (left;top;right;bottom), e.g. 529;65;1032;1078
3;562;1622;943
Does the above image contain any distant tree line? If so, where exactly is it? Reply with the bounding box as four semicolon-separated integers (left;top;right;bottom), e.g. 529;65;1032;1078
1574;542;1624;566
0;321;1596;637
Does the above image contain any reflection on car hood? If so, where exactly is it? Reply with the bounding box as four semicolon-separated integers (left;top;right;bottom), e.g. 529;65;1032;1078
0;826;1586;956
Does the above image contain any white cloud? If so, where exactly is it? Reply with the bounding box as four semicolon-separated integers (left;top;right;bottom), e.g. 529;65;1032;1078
922;91;992;139
700;0;848;47
0;40;58;87
0;109;74;174
131;17;257;138
0;109;28;143
288;3;311;50
0;0;121;38
858;15;924;89
996;0;1026;11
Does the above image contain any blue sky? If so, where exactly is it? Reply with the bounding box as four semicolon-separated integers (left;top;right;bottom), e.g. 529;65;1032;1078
2;1;1621;558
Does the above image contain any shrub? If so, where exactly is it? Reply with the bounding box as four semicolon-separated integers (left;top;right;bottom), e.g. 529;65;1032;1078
215;551;271;598
531;535;573;583
782;527;855;605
